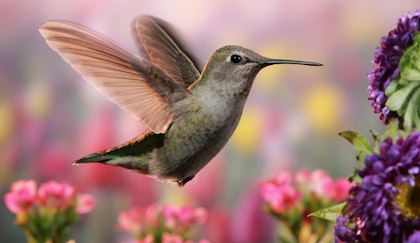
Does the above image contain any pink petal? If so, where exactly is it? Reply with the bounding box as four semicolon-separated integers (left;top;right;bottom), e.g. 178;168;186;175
162;205;177;229
144;204;160;227
4;180;37;213
274;170;293;184
161;233;184;243
260;178;302;213
76;193;95;214
295;169;312;186
333;178;355;201
193;207;208;224
37;181;76;210
309;169;334;198
118;208;143;233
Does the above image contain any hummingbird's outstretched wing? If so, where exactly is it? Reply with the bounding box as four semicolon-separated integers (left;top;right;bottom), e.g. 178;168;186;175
132;15;201;88
40;21;190;134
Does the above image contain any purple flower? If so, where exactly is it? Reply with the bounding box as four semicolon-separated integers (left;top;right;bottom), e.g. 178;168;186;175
408;231;420;242
334;132;420;242
334;215;357;243
368;10;420;125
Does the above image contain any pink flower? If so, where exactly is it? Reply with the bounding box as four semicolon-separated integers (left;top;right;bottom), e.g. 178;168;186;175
75;193;95;214
275;170;294;183
331;178;355;202
196;240;210;243
294;169;312;186
162;232;184;243
36;181;77;211
118;204;160;238
295;169;336;199
162;205;208;230
118;207;146;236
295;169;354;201
143;204;160;227
309;169;335;199
259;172;302;214
4;180;37;213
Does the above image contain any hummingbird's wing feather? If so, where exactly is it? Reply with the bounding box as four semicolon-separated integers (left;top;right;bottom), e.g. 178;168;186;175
132;15;201;88
39;21;190;134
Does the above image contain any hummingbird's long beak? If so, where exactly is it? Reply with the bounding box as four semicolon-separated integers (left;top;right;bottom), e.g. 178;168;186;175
260;59;323;66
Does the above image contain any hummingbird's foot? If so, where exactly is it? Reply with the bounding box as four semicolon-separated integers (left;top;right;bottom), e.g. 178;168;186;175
176;175;195;187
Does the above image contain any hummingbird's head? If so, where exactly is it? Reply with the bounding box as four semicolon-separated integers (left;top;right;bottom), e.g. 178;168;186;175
198;45;322;97
201;45;269;82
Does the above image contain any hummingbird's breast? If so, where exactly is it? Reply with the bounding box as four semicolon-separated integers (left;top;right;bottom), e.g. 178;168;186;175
150;92;246;181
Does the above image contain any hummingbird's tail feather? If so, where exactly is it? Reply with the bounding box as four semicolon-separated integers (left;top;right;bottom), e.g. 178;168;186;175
74;153;113;164
73;151;149;174
73;130;165;174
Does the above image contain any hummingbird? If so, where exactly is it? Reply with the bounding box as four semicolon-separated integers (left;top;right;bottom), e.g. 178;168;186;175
39;15;322;187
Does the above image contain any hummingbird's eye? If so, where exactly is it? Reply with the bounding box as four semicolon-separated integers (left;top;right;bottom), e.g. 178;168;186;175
230;54;242;64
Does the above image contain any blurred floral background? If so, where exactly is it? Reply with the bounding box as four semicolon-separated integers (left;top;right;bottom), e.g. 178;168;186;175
1;1;419;242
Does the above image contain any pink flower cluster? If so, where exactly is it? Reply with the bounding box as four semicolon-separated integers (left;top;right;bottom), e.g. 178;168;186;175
160;232;209;243
4;180;94;216
4;180;37;214
4;180;95;242
118;204;208;243
259;171;302;214
118;204;159;239
162;205;207;232
294;169;354;202
259;169;355;242
259;169;354;214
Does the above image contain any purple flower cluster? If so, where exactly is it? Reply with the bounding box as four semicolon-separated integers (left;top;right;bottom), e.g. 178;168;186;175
368;10;420;125
335;132;420;242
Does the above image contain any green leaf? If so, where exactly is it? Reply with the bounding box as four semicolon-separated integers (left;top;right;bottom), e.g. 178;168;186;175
385;81;420;113
384;79;398;96
403;66;420;81
339;130;372;163
404;87;420;129
400;33;420;82
309;202;346;222
390;32;420;129
339;131;371;152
